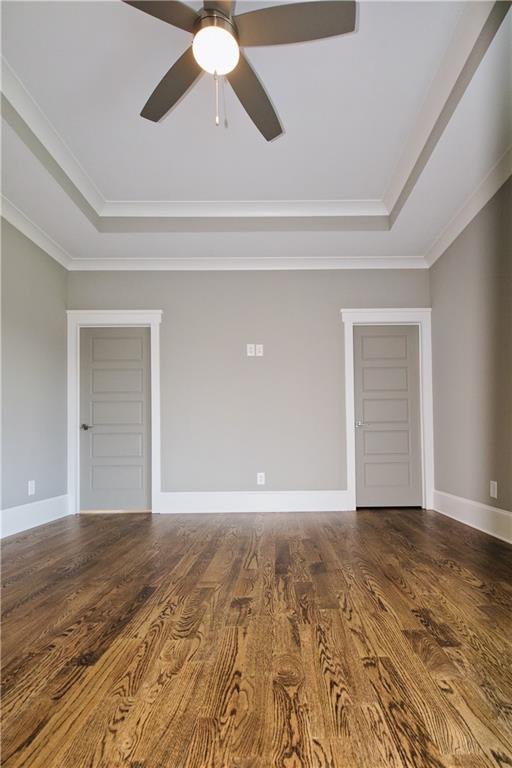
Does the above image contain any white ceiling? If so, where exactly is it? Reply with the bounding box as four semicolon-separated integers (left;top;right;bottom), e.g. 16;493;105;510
1;0;511;269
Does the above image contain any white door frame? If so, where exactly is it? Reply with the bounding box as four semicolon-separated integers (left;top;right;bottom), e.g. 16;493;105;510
340;308;434;511
67;310;163;515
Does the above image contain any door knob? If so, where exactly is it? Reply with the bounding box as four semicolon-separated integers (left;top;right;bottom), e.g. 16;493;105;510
355;420;366;428
80;423;94;431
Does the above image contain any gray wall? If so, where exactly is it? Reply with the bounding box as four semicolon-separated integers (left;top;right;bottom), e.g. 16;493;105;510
68;269;429;492
431;177;512;512
3;179;510;508
1;220;67;508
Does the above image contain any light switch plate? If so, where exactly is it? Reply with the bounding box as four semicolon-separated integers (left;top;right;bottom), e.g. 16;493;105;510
257;472;266;486
28;480;35;497
255;344;264;357
490;480;498;499
246;343;255;357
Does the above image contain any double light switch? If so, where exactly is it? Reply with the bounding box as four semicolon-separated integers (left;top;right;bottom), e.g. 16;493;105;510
246;344;264;357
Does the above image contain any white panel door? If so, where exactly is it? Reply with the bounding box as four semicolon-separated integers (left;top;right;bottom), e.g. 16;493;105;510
354;325;422;507
80;327;150;511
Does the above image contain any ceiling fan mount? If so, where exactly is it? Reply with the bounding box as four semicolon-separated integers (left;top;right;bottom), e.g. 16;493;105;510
195;7;235;27
193;7;238;41
123;0;357;140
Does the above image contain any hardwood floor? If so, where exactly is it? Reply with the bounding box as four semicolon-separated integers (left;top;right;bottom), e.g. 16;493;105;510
1;510;511;768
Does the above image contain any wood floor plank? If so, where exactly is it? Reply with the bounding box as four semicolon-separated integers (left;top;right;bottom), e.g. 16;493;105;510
2;509;512;767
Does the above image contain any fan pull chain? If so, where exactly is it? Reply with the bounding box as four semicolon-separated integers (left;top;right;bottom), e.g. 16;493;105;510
214;72;220;126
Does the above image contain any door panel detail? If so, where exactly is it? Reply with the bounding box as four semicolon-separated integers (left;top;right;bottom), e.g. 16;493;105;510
355;325;422;507
80;327;150;511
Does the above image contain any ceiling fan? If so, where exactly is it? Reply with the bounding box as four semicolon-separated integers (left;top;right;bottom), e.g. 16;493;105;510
123;0;356;140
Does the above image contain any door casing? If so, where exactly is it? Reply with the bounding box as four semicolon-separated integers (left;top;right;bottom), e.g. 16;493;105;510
67;310;163;515
340;308;434;511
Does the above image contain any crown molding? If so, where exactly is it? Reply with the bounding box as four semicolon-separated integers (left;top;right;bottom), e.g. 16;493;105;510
1;196;72;269
1;58;104;213
424;146;512;267
100;199;388;219
0;189;424;268
384;1;497;211
65;255;428;271
385;1;509;223
7;164;510;269
96;214;389;233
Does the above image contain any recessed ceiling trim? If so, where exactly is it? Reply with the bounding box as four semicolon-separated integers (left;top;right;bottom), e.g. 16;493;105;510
424;146;512;267
1;196;72;269
96;214;389;233
100;199;388;218
0;192;425;270
1;3;509;270
2;54;388;226
386;1;510;225
2;4;506;229
384;2;496;212
65;255;428;271
1;58;104;214
1;91;389;232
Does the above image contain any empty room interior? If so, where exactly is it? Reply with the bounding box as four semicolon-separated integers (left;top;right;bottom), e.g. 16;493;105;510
1;0;511;765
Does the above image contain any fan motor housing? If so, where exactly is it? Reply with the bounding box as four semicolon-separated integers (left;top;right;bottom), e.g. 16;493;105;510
194;10;238;41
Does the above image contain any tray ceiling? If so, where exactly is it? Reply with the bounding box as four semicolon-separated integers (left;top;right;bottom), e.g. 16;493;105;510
1;0;511;269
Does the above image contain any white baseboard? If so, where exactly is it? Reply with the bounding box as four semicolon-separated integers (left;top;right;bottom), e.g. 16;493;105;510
153;490;352;514
433;489;512;544
0;494;71;538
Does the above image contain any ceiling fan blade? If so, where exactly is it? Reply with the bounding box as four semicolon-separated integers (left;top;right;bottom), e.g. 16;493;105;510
141;46;202;122
235;1;356;46
123;0;198;33
226;52;282;141
203;1;234;16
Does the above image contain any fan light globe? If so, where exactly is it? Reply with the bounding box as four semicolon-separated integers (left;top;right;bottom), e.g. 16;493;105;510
192;25;239;75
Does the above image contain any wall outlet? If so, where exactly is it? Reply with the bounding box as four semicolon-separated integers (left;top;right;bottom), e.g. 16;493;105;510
28;480;35;497
257;472;266;486
490;480;498;499
246;343;255;357
255;344;264;357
